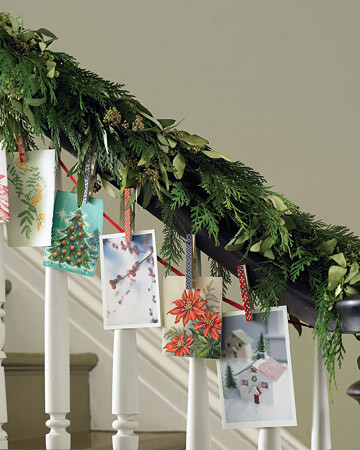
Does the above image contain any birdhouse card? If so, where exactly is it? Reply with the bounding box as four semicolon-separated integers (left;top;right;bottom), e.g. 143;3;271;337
100;230;161;329
43;190;103;276
0;149;9;223
162;276;223;359
6;149;55;247
217;306;297;429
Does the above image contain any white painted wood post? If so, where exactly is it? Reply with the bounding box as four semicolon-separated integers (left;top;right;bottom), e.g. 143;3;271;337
44;167;71;450
112;329;139;450
258;428;281;450
311;336;331;450
112;193;139;450
186;245;212;450
0;224;8;449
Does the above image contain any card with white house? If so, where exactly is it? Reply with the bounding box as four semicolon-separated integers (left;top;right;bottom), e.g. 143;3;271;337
217;306;297;429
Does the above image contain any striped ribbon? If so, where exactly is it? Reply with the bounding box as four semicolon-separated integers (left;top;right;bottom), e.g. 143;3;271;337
185;234;192;289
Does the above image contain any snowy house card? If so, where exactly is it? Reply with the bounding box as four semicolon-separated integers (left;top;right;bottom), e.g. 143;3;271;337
217;306;296;429
100;230;161;329
0;149;9;223
162;276;222;359
43;190;103;277
6;150;55;246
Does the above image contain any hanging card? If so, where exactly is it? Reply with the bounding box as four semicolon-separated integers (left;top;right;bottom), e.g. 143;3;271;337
162;276;222;359
100;230;161;329
6;150;55;246
43;190;103;277
0;149;9;223
217;306;297;429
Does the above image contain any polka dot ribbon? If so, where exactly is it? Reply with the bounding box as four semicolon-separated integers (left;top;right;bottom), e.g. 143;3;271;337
124;188;131;243
237;265;253;321
186;234;192;289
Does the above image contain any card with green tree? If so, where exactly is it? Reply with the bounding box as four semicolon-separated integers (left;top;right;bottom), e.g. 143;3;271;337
43;190;103;276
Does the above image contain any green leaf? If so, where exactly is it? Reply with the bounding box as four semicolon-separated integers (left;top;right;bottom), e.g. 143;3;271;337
225;230;250;251
159;163;170;190
67;163;78;177
36;28;58;39
120;165;129;196
158;119;176;128
138;145;155;166
202;150;232;162
22;31;35;42
101;178;117;198
141;112;163;131
198;335;208;344
158;144;169;153
27;97;46;107
345;286;360;296
195;344;212;358
10;98;23;114
328;265;347;290
263;248;275;260
321;238;338;256
266;195;288;212
173;153;186;180
329;253;347;268
9;15;21;33
23;103;35;127
250;240;262;252
38;41;47;52
125;188;139;209
103;129;108;154
157;134;168;146
181;134;209;147
80;132;92;164
345;262;359;283
357;356;360;371
260;236;273;252
142;182;153;209
167;137;178;149
77;173;85;207
349;272;360;286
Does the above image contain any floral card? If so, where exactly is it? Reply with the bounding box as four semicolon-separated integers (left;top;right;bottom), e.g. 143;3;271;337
43;190;103;277
6;150;55;246
100;230;161;329
0;149;9;223
217;306;297;429
162;276;222;359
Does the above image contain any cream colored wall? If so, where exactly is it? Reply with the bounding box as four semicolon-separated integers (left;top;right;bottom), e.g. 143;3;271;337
3;0;360;448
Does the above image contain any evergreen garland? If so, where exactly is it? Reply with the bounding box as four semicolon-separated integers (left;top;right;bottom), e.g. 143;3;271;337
0;13;359;388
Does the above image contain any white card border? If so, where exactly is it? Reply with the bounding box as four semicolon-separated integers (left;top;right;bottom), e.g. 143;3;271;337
100;229;161;330
216;305;297;429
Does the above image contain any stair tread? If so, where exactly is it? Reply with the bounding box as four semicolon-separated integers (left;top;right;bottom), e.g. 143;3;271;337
9;430;186;450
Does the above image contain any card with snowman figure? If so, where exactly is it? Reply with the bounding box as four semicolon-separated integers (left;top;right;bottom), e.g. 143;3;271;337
100;230;161;329
217;306;297;429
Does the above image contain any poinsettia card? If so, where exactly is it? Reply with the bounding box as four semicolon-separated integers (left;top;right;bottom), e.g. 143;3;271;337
0;149;9;223
43;190;103;276
162;276;222;359
100;230;161;329
6;150;55;246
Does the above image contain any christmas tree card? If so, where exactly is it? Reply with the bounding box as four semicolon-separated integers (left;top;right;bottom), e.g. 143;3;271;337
43;190;103;277
6;150;55;246
0;149;9;223
100;230;161;329
162;276;223;359
217;306;297;429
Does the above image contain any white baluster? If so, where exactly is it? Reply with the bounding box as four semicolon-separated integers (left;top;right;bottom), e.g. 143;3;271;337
311;336;331;450
112;329;139;450
45;167;70;450
0;224;8;449
186;244;212;450
258;428;280;450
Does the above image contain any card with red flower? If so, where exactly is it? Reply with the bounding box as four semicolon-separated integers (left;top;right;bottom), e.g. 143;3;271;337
0;149;9;223
162;276;222;359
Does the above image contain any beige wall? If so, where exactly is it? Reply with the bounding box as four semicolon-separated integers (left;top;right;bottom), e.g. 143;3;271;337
3;1;360;448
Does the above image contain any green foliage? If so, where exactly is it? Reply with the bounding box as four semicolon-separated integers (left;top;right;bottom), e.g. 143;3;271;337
209;258;232;295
